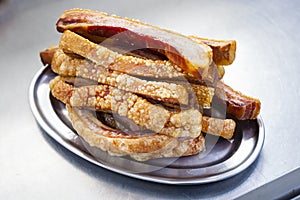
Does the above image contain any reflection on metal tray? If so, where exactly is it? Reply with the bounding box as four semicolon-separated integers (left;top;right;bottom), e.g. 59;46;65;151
29;66;265;185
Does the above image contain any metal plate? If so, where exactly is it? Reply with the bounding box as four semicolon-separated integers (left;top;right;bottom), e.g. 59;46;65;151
29;65;265;185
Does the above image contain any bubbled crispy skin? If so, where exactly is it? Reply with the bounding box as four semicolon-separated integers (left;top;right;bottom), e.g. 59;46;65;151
53;45;185;79
49;76;73;104
56;36;190;105
190;83;214;108
50;76;202;138
50;76;237;139
202;117;236;139
51;48;214;107
67;105;205;161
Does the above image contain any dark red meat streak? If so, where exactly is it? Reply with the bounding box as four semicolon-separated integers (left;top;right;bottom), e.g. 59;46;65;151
57;16;191;76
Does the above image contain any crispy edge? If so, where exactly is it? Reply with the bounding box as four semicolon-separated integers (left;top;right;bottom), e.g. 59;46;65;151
190;36;236;66
67;105;205;161
202;116;236;139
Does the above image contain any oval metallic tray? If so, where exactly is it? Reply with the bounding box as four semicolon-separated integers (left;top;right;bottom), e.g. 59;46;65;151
29;66;265;185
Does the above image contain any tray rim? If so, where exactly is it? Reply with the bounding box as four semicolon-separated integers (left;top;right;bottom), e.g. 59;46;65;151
29;65;265;185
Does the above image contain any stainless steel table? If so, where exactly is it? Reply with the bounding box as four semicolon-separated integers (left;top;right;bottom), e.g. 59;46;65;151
1;0;300;199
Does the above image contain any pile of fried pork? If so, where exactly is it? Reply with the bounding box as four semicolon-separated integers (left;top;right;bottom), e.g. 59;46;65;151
40;8;261;161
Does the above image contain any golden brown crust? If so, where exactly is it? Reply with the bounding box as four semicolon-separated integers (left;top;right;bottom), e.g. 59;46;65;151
190;84;214;108
41;44;225;83
49;76;73;104
52;49;218;107
67;105;205;161
50;76;235;139
202;117;236;139
58;30;185;78
52;46;189;105
50;76;202;138
59;30;196;79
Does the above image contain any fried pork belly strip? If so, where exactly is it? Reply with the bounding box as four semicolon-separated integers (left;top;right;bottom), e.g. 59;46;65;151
52;48;189;105
59;30;188;79
56;14;234;68
190;36;236;66
51;48;213;107
202;117;236;139
56;9;235;67
67;105;205;161
50;76;202;138
216;81;261;120
41;42;223;83
102;110;235;139
50;76;235;139
56;8;213;78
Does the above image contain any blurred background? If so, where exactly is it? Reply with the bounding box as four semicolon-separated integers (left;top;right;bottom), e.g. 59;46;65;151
0;0;300;199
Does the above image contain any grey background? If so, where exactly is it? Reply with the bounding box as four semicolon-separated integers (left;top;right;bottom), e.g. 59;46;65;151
1;0;300;199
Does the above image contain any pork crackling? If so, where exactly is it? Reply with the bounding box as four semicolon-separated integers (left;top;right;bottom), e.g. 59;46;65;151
66;105;205;161
50;48;214;107
50;76;236;139
56;8;213;79
50;76;203;138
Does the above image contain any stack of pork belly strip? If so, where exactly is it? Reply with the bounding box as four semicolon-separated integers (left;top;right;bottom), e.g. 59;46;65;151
40;8;261;161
